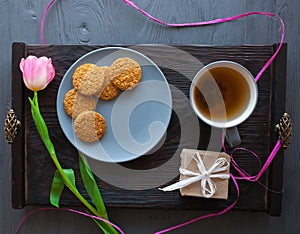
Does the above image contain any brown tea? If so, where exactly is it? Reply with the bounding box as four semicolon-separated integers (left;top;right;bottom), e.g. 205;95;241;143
193;66;250;122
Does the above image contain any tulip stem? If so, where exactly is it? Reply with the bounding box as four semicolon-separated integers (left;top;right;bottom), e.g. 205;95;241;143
50;152;117;234
51;153;98;214
33;91;40;112
29;92;118;234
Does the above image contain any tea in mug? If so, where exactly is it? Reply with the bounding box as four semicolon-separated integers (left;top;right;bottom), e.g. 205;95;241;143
192;66;250;122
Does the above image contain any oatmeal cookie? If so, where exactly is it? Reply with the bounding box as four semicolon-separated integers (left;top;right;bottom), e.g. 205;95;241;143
63;89;97;119
111;57;142;90
99;81;120;100
72;63;96;90
74;111;106;142
76;65;108;96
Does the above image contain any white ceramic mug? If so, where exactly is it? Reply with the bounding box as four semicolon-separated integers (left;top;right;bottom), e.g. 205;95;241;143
190;61;258;147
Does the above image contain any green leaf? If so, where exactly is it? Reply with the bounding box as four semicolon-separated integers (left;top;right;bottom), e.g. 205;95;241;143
64;168;76;187
79;154;119;233
50;170;65;207
50;169;77;208
87;210;112;234
28;92;118;234
79;153;108;218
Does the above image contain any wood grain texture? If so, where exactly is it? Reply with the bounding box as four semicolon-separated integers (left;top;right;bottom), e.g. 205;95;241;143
267;44;287;215
11;44;283;213
1;0;299;233
11;43;26;209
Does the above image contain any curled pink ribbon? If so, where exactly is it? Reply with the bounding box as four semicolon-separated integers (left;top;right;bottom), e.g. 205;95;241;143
155;174;240;234
34;1;286;234
156;138;283;234
40;1;285;83
16;207;125;234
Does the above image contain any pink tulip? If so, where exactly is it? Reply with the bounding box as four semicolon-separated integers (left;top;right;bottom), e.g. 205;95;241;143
19;55;55;91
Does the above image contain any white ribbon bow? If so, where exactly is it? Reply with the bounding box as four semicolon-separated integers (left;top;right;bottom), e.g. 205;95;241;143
160;152;230;198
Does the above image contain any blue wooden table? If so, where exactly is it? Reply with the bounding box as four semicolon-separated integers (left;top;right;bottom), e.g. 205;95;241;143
0;1;298;233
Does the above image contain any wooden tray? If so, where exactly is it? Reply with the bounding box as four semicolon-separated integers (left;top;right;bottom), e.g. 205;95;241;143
11;43;286;216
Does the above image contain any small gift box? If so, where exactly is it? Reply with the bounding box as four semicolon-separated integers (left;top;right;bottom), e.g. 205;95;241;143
161;149;231;200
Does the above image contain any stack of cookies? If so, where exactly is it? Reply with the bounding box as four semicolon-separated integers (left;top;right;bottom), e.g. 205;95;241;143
63;57;142;142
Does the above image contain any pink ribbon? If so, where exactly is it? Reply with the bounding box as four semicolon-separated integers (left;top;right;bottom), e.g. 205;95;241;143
155;174;240;234
16;207;125;234
156;138;282;233
231;140;282;182
40;0;56;44
34;1;286;233
40;1;285;82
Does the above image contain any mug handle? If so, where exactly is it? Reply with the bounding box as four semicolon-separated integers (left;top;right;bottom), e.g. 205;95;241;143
223;127;241;147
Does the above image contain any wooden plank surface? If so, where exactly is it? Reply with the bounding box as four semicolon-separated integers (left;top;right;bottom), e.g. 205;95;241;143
0;1;298;233
11;44;281;213
12;44;285;215
267;44;287;215
11;43;26;209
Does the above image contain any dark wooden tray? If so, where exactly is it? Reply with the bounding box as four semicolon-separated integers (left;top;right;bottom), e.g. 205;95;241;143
11;43;286;216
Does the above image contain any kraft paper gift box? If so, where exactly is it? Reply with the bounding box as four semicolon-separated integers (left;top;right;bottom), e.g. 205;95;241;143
179;149;231;200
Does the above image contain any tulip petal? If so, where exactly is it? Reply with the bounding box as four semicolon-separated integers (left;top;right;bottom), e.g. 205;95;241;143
19;55;55;91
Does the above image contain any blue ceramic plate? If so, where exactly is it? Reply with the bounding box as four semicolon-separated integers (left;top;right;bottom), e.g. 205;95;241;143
57;47;172;163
